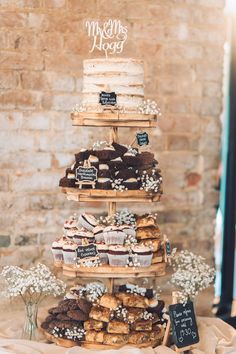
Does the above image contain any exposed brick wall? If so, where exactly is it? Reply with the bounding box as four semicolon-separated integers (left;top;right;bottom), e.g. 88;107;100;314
0;0;225;268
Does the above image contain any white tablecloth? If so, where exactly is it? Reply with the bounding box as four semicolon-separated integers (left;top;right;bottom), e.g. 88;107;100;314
0;311;235;354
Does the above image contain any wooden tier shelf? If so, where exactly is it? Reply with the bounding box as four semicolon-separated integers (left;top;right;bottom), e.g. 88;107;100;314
43;328;165;349
71;112;158;128
61;187;162;203
62;263;166;278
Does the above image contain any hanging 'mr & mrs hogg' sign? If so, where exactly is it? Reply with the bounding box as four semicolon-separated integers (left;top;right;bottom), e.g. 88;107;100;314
85;19;128;58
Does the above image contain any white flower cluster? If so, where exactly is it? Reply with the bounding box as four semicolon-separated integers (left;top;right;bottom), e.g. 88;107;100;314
71;104;86;113
115;305;128;322
128;253;141;268
138;99;161;115
92;140;108;150
1;263;66;301
52;326;86;341
111;178;127;192
126;285;147;297
142;311;154;320
124;234;137;246
73;282;107;303
171;250;215;304
140;171;162;193
78;258;100;268
113;208;136;226
126;145;139;155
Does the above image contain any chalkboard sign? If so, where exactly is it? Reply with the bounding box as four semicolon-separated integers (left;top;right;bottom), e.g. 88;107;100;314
99;91;117;106
136;132;149;146
169;301;199;349
77;244;98;260
75;166;98;182
165;240;172;256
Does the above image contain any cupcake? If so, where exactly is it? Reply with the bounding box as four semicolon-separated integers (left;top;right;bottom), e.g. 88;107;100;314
64;216;78;234
123;178;139;190
123;152;140;167
51;237;66;264
132;245;153;267
73;228;95;245
93;225;105;243
119;225;136;237
108;245;129;267
62;241;78;265
67;227;79;240
96;178;112;189
103;226;126;245
78;213;98;231
97;243;109;264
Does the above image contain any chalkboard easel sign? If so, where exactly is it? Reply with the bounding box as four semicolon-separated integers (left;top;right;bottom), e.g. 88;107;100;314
99;91;117;106
136;132;149;146
77;244;99;265
169;301;199;351
75;161;98;189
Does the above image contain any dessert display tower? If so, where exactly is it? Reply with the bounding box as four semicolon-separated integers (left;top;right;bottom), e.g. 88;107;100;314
61;108;167;292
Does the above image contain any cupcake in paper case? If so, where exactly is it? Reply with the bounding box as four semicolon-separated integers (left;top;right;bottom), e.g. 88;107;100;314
63;216;78;234
51;237;67;264
73;228;94;245
119;224;136;237
103;226;126;245
131;244;153;267
93;225;105;243
62;241;78;265
108;245;129;267
67;227;79;240
78;213;98;231
96;243;109;264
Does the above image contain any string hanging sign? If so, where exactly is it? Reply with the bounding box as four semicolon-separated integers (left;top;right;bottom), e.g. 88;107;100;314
85;19;128;58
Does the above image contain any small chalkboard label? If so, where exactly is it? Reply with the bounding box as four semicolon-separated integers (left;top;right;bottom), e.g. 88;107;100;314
169;301;199;349
99;91;117;106
165;240;172;256
77;244;98;259
75;166;98;182
136;132;149;146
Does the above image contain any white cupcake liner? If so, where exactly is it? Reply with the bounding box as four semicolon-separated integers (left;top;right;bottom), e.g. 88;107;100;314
104;232;126;245
63;250;77;265
52;249;63;262
78;215;95;231
95;233;105;243
98;252;108;264
132;253;153;267
108;253;129;267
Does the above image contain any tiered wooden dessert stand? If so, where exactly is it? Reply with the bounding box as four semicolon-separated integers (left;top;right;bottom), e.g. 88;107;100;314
51;110;167;349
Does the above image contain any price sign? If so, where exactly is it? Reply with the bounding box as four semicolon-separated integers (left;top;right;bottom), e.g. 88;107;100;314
169;301;199;349
99;91;117;106
165;240;172;256
136;132;149;146
75;166;98;182
77;244;98;260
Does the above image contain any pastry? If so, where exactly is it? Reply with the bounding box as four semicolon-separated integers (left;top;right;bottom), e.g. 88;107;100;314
103;226;126;245
107;320;130;334
96;177;112;189
67;309;89;321
66;227;79;240
99;294;122;310
128;331;151;344
85;330;105;343
93;225;105;243
136;225;161;240
119;224;136;237
73;229;95;245
136;214;156;228
133;319;153;331
126;308;144;323
78;213;98;231
96;243;109;264
89;305;111;322
84;320;104;331
103;333;129;345
49;320;79;330
51;237;66;263
116;293;149;308
63;216;78;232
152;249;164;264
62;241;78;265
108;245;129;267
131;244;153;267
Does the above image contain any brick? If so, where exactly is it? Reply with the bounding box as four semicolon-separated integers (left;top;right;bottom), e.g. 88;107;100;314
15;234;38;246
68;0;97;14
196;63;223;81
166;98;190;114
0;111;23;130
0;235;10;247
0;152;51;170
11;172;62;192
0;52;43;70
167;135;191;151
0;175;9;192
164;43;203;61
0;11;27;27
0;90;42;110
29;194;55;210
22;112;50;130
203;82;222;97
27;12;48;29
201;116;221;135
64;34;89;54
43;0;66;8
0;132;35;152
8;30;37;51
51;93;82;111
192;97;222;116
38;32;63;52
43;72;75;92
0;0;41;8
52;153;74;168
0;71;19;89
45;53;83;73
158;152;199;170
186;172;202;187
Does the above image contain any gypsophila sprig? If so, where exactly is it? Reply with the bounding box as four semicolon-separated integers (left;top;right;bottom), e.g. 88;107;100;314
140;171;162;193
111;178;127;192
1;263;66;303
138;99;161;115
171;250;215;304
71;104;86;113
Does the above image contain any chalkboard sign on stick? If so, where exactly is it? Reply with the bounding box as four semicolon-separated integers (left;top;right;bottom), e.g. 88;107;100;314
75;161;98;189
169;301;199;350
99;91;117;106
136;132;149;146
77;244;99;266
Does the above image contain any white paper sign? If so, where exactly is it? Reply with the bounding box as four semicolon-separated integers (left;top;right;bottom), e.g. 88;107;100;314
85;19;128;58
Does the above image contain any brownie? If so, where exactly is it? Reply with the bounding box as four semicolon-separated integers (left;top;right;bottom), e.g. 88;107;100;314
57;313;72;321
115;168;137;180
96;180;112;190
112;142;128;156
123;154;141;167
49;320;79;329
59;177;76;188
57;299;79;312
97;169;112;178
77;298;92;314
107;159;126;170
137;152;155;165
41;321;50;330
67;309;89;321
123;180;140;190
75;150;91;162
95;149;120;161
48;307;63;315
148;300;165;315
